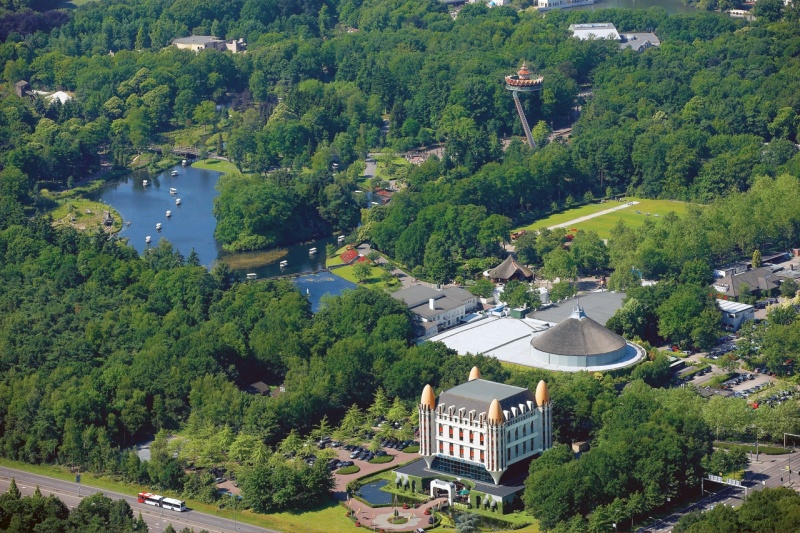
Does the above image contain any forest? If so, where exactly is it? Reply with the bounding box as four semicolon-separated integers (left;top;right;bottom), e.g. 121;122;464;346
2;0;800;530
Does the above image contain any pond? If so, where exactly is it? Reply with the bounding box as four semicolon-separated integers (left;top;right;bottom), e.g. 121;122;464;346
89;165;354;303
356;480;421;507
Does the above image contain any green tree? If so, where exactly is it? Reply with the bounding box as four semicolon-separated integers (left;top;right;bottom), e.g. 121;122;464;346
424;234;454;285
752;249;762;268
8;478;21;499
352;262;372;283
193;101;217;132
541;248;578;281
468;277;495;299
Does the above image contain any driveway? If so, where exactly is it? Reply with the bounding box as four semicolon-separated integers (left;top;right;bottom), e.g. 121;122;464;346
333;447;421;500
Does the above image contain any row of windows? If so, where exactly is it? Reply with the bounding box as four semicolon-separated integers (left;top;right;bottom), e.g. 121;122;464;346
439;442;485;462
439;425;485;445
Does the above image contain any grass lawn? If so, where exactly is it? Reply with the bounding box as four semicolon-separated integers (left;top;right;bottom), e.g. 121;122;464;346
332;264;400;291
192;159;239;174
368;456;395;464
0;458;356;533
49;198;123;234
514;198;694;239
326;246;350;267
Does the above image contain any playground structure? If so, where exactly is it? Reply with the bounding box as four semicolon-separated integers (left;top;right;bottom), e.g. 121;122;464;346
504;62;543;149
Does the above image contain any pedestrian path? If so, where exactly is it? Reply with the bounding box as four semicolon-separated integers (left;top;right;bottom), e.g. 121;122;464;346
347;496;448;531
548;201;639;230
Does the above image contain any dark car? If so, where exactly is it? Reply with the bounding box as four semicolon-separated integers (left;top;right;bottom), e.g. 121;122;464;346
338;461;354;468
376;450;387;457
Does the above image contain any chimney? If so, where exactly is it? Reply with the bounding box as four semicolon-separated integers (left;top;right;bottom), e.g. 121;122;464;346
429;298;435;310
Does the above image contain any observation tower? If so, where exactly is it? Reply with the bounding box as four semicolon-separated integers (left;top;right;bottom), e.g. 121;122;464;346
504;62;543;149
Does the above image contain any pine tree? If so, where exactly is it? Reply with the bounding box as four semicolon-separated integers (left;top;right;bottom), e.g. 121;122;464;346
8;477;21;499
34;485;42;498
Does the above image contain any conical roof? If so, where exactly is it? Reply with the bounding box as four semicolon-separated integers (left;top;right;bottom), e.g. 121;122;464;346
487;399;504;424
468;366;481;381
420;384;436;408
487;254;533;281
535;380;550;405
531;304;626;356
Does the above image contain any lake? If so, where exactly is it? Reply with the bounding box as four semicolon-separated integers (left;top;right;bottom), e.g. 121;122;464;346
583;0;696;14
90;165;356;304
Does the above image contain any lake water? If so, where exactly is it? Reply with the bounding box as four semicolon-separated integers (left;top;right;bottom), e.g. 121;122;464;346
583;0;696;13
91;166;356;304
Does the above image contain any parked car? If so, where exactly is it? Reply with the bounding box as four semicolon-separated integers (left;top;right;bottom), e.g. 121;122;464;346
376;450;387;457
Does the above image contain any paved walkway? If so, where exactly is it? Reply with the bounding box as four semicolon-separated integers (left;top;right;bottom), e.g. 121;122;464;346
547;201;639;230
347;496;448;531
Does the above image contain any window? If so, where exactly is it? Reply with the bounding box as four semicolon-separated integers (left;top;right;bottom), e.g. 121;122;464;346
515;444;519;455
459;429;463;441
480;434;484;445
523;426;527;436
459;448;464;458
449;444;454;455
449;427;453;438
439;424;443;436
523;442;527;453
515;428;518;440
480;451;484;462
470;449;474;460
530;421;534;432
439;442;443;453
469;430;473;442
507;431;511;441
507;449;511;460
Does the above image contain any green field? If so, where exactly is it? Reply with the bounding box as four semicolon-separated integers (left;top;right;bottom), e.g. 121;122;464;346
514;198;693;239
331;263;399;291
193;159;239;174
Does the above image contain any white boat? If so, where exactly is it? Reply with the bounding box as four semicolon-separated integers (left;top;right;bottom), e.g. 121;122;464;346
182;159;188;166
309;247;317;254
145;235;151;244
279;260;288;267
170;188;178;195
175;198;181;205
156;223;162;231
338;235;345;242
246;273;257;280
165;210;171;218
143;180;148;186
170;170;178;177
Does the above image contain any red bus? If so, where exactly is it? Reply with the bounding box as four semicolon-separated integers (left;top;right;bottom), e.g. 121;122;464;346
137;492;186;512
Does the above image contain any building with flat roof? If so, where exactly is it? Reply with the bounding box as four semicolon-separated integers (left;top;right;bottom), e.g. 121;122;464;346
569;23;621;41
717;299;754;332
394;368;551;512
392;285;479;339
173;36;246;53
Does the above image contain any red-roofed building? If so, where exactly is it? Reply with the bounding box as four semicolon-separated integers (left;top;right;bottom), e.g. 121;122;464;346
340;248;360;264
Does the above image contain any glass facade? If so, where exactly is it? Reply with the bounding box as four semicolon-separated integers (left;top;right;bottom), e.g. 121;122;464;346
432;456;495;484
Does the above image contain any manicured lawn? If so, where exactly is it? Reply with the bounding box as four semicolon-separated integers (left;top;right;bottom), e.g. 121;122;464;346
514;198;694;239
338;465;361;475
193;159;239;174
515;202;619;232
326;246;349;267
331;264;400;291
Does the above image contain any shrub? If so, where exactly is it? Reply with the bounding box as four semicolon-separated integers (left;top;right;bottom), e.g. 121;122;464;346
338;465;361;475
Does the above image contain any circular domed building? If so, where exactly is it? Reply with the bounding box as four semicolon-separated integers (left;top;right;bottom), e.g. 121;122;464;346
529;304;644;371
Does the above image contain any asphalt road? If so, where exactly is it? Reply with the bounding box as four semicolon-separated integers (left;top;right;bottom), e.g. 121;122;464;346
0;466;278;533
649;450;800;533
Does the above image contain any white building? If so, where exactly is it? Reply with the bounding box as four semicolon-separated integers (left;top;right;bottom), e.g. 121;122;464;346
717;299;754;332
173;36;246;53
418;367;552;485
536;0;596;10
568;23;621;40
392;285;479;339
